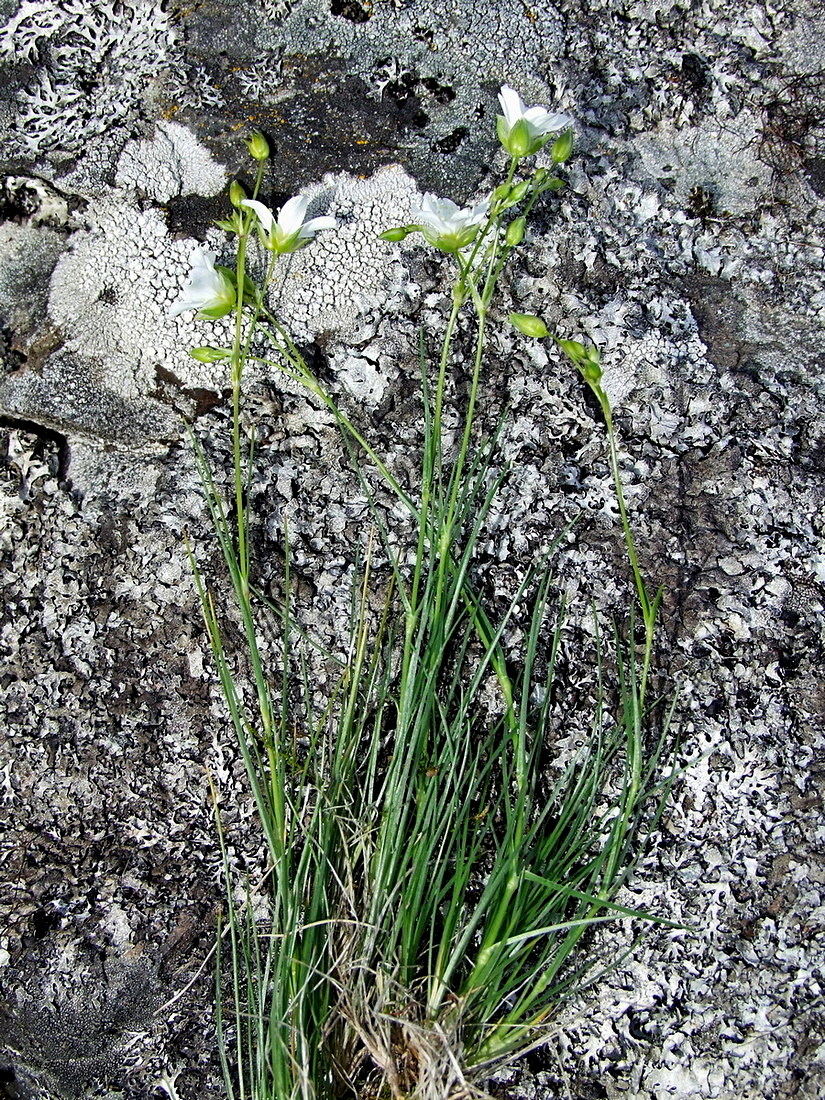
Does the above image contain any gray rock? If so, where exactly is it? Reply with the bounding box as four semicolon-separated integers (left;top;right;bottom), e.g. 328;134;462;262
1;0;823;1098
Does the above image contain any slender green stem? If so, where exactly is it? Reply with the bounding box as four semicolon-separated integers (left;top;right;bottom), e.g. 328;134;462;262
598;390;658;700
231;251;250;588
222;161;288;859
412;291;464;618
246;339;415;518
435;215;518;742
230;159;267;592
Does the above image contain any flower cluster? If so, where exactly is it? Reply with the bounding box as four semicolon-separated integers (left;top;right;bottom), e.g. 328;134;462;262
171;191;336;318
379;85;573;254
171;88;574;314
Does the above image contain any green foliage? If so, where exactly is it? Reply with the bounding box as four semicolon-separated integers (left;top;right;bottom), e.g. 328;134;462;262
181;90;676;1100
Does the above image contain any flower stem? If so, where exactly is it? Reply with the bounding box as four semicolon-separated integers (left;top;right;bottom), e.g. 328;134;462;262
230;158;267;594
597;390;659;700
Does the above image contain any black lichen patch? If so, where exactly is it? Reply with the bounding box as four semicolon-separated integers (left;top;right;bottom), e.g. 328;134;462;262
170;5;492;195
330;0;372;23
174;60;473;195
152;363;223;419
680;51;712;99
421;76;456;104
164;190;231;241
0;415;69;485
0;958;162;1100
0;179;42;223
684;274;752;371
759;70;825;172
434;125;468;154
803;155;825;197
687;184;718;223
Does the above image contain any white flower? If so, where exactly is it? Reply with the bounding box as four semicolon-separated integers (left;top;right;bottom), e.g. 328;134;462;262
497;85;571;158
409;193;490;251
241;195;336;253
170;247;235;319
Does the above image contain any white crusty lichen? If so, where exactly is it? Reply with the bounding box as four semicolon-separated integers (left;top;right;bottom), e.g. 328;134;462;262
268;166;422;341
632;112;773;217
0;0;175;155
44;162;421;402
0;120;426;450
115;122;227;203
41;196;231;403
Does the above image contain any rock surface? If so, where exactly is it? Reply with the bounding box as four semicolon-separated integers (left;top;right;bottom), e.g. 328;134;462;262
1;1;824;1098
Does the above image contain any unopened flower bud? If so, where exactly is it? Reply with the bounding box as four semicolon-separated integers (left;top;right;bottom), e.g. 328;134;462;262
509;180;530;203
581;346;603;384
379;226;412;242
581;359;603;385
229;180;246;207
558;338;587;362
245;131;270;160
510;312;549;339
551;129;575;164
505;216;526;247
190;347;232;363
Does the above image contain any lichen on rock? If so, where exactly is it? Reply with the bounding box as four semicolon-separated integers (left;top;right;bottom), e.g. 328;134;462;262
0;0;176;160
1;0;824;1098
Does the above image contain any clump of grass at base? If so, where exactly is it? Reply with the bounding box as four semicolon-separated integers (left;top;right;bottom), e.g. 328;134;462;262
175;89;678;1100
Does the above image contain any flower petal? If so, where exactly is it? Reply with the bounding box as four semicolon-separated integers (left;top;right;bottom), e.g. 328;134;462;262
466;199;490;225
170;246;236;317
298;215;337;239
241;199;275;233
169;298;193;318
170;248;221;316
277;195;309;237
523;107;572;135
498;85;526;128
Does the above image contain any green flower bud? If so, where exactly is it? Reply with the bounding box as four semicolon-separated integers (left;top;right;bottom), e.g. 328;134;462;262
245;131;270;160
491;182;513;204
557;338;587;362
190;347;232;363
229;181;246;207
509;180;531;203
581;359;603;385
379;226;412;242
551;129;575;164
510;312;549;339
505;216;526;247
